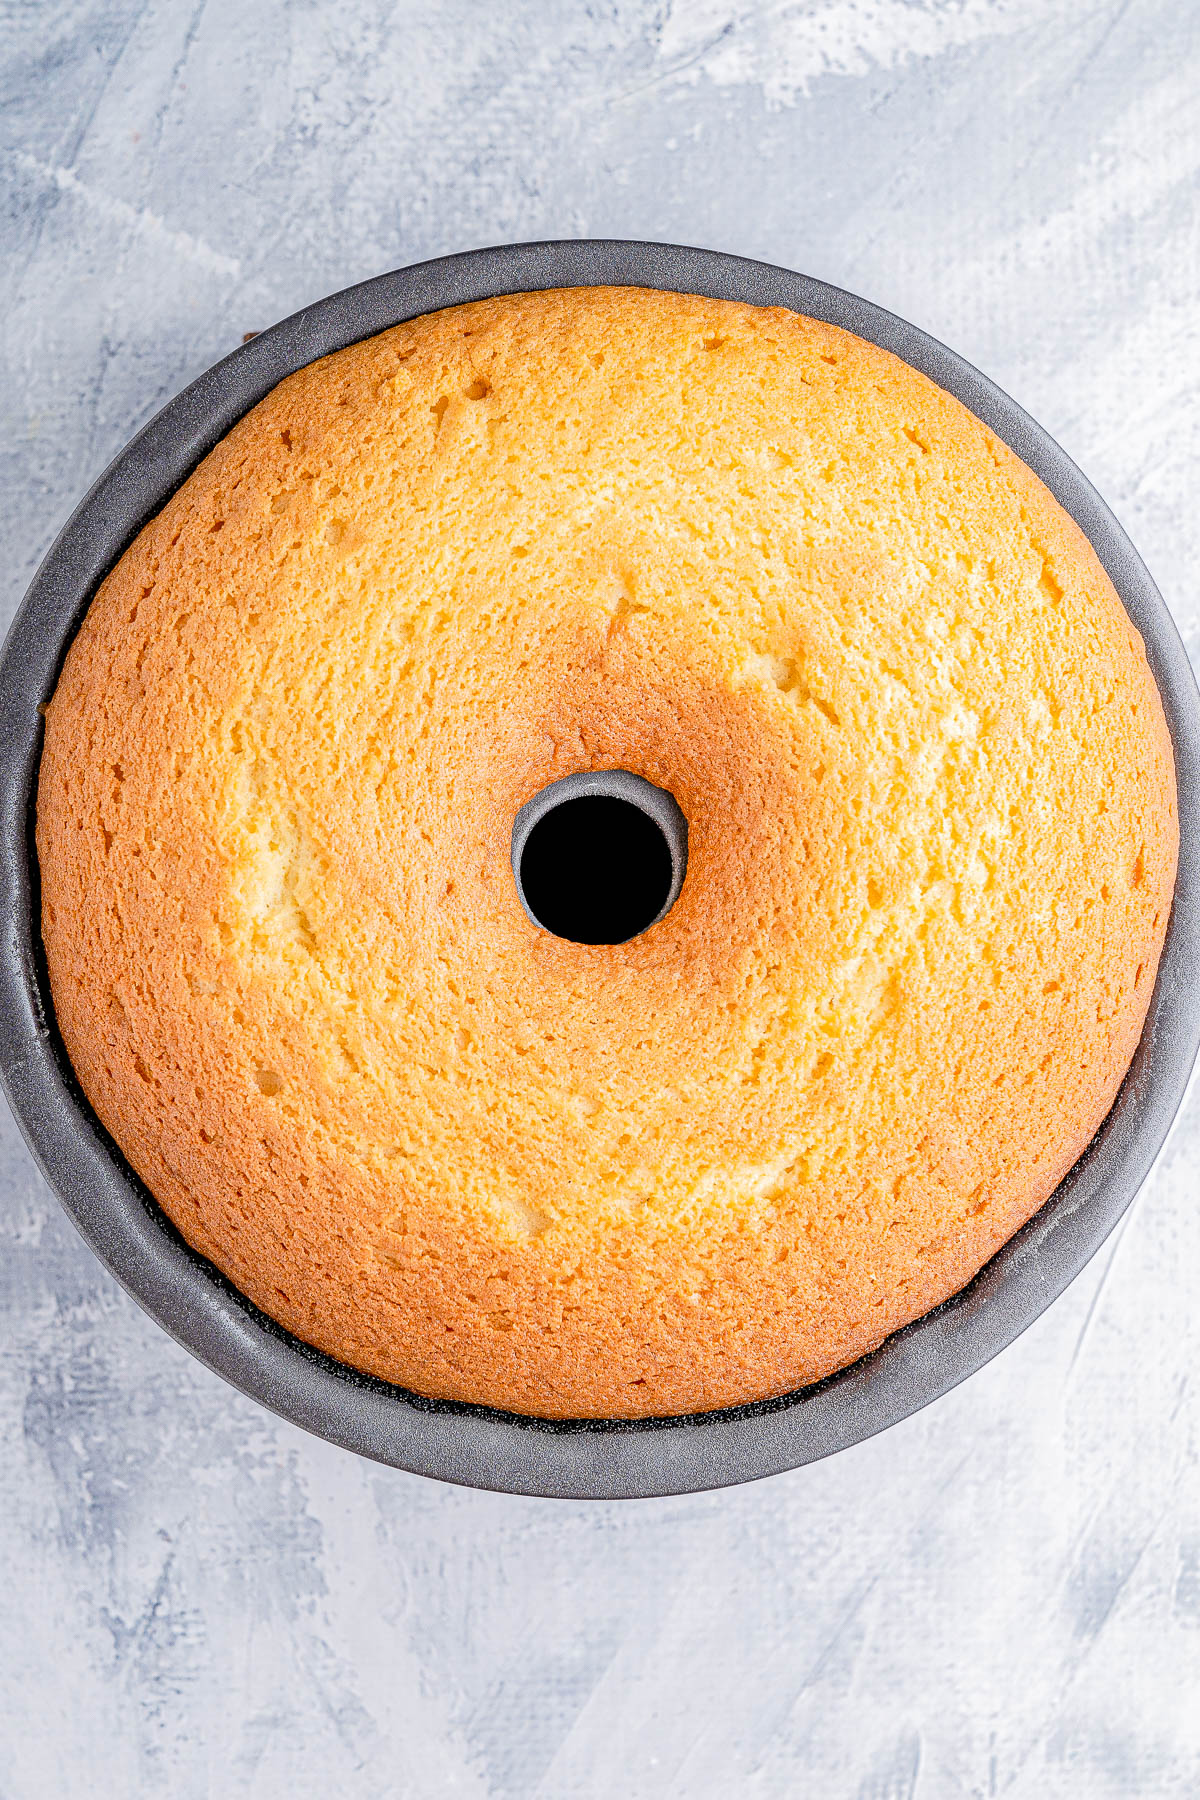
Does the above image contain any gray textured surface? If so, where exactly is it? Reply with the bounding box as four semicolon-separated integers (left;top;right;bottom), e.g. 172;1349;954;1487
2;1;1199;1793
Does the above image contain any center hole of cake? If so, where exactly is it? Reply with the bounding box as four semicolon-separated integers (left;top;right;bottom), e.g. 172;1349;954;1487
512;771;687;946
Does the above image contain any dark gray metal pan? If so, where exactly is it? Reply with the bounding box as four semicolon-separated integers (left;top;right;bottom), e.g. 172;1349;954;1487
2;240;1197;1499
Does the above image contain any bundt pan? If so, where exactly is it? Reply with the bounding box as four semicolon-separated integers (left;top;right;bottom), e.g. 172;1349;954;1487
2;241;1198;1499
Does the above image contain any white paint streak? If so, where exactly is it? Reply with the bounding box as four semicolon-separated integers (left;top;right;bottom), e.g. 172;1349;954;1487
13;153;241;280
656;0;1059;106
957;63;1200;280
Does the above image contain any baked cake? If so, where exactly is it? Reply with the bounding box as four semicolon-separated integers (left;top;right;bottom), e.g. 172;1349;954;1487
37;287;1177;1417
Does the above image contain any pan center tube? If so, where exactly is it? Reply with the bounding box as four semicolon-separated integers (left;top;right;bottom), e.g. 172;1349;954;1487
510;770;688;946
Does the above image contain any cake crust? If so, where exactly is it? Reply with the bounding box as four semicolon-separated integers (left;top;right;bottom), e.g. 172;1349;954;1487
38;287;1177;1417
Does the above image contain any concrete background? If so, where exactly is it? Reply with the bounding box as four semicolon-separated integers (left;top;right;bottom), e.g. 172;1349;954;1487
3;2;1199;1793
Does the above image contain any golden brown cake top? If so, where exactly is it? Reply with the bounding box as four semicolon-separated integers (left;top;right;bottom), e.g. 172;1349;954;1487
38;286;1176;1417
